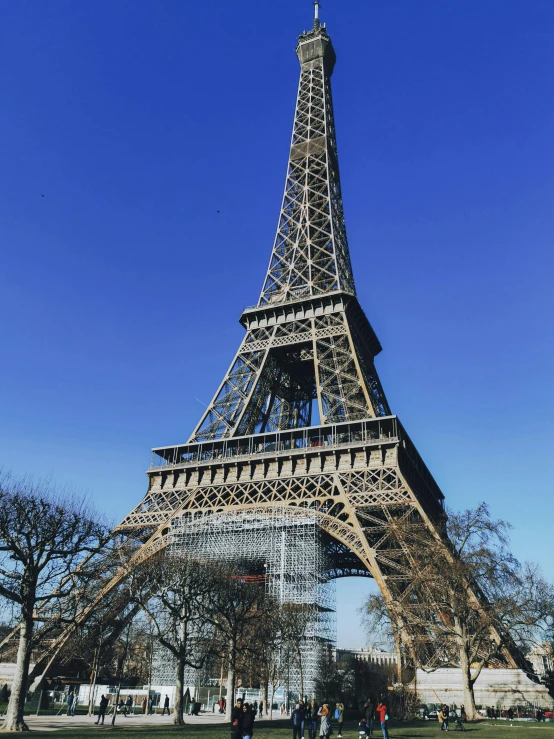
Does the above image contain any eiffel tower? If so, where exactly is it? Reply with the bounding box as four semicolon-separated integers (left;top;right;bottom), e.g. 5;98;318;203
24;2;536;698
107;3;459;683
115;5;520;674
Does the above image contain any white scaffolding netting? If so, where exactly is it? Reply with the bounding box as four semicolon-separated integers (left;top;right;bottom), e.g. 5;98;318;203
151;507;336;699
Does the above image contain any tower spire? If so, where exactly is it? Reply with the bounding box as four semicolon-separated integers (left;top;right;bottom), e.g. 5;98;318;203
258;11;353;308
314;0;320;30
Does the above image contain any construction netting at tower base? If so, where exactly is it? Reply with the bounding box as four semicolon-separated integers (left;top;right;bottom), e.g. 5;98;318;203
151;507;336;698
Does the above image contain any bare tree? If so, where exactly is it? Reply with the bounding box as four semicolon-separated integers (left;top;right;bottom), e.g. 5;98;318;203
0;472;108;731
205;565;274;721
278;603;313;701
231;601;311;716
130;553;218;725
361;503;554;720
314;645;342;702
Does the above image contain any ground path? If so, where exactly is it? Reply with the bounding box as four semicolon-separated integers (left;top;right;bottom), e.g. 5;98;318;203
1;715;552;737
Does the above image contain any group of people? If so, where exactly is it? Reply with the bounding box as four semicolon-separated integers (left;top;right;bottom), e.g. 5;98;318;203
359;697;389;739
437;704;467;731
291;699;322;739
92;692;170;724
231;698;259;739
65;690;77;716
437;705;450;731
288;696;389;739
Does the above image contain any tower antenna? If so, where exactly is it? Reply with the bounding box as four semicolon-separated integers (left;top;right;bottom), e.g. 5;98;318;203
313;0;320;30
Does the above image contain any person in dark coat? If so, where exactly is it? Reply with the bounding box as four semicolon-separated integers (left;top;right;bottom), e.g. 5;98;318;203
95;695;109;725
242;702;255;739
292;703;304;739
231;699;244;739
363;698;374;736
308;700;319;739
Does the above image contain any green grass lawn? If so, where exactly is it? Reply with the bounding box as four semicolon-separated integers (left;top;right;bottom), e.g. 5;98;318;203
19;718;554;739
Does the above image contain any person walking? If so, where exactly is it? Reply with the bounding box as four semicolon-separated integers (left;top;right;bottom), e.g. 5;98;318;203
95;694;109;725
242;702;255;739
141;696;147;714
162;695;170;716
318;704;332;739
292;703;304;739
438;704;449;731
148;696;153;715
259;700;264;718
335;701;344;738
375;701;388;739
308;699;319;739
124;695;133;717
363;698;374;736
299;700;307;739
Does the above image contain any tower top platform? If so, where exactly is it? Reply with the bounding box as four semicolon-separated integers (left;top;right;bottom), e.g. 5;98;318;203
296;24;336;74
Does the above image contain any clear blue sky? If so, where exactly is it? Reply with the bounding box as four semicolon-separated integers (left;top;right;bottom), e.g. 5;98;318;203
1;0;553;648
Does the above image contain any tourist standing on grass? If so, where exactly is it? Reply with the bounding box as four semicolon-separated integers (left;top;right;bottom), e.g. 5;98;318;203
318;704;332;739
292;703;304;739
95;695;109;725
336;700;344;738
308;699;319;739
231;699;244;739
363;697;374;736
375;701;388;739
242;702;255;739
438;704;449;731
299;700;307;739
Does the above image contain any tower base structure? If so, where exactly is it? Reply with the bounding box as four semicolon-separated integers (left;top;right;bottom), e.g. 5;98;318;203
412;668;554;710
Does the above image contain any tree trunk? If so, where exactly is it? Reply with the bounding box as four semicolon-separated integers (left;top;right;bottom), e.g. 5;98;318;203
2;616;33;731
260;679;268;718
87;648;99;717
459;644;478;720
269;680;277;721
296;644;304;701
173;657;186;725
392;625;403;683
225;639;236;722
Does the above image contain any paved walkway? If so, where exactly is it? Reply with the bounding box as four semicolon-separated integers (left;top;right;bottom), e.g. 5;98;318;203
5;710;283;732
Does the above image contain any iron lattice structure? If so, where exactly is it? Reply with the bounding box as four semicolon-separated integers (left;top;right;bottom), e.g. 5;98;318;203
18;8;534;692
190;23;389;445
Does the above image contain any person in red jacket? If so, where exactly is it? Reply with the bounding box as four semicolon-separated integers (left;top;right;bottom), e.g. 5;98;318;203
375;701;388;739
